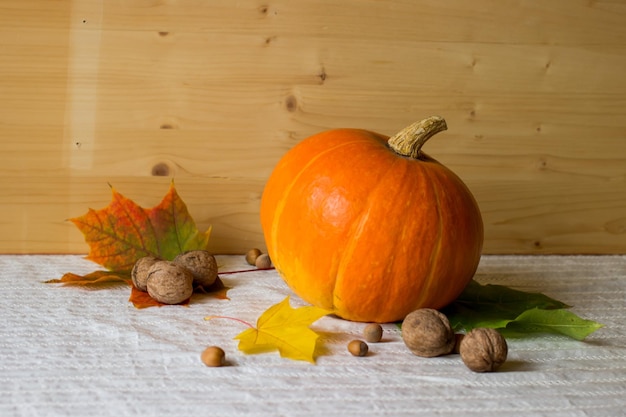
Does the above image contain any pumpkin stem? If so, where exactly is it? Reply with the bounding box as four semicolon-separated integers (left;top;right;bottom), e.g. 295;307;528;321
388;116;447;159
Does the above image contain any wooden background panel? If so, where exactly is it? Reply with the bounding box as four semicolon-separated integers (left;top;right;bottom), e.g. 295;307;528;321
0;176;265;254
97;1;626;46
476;180;626;253
0;0;625;254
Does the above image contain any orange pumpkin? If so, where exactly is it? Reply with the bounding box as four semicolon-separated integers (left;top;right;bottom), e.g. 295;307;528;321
260;116;483;323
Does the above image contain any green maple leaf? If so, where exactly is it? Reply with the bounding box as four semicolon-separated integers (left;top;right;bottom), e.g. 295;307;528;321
442;280;604;340
506;308;604;340
443;280;567;330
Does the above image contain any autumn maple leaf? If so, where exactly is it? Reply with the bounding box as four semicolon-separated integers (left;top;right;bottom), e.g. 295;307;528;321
47;182;213;295
207;297;330;363
72;182;210;273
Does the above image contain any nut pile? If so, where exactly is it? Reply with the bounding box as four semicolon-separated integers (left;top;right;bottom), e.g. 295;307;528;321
245;248;272;269
401;308;508;372
131;250;218;305
347;323;384;357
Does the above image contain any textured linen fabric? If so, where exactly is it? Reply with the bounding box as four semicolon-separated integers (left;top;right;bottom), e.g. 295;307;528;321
1;254;625;417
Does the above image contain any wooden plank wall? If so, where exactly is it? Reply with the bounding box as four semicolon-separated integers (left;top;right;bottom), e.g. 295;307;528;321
1;0;625;254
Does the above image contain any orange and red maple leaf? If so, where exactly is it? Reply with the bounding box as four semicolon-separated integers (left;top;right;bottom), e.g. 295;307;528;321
47;182;225;307
71;182;210;273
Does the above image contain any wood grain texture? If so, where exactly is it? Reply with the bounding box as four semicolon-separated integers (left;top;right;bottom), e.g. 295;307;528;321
1;0;625;254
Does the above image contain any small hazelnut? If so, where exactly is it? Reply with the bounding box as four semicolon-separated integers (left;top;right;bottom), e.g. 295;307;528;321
460;328;508;372
173;250;218;287
146;261;193;304
255;253;272;269
201;346;226;367
245;248;262;266
363;323;383;343
131;256;161;291
401;308;455;357
347;340;368;357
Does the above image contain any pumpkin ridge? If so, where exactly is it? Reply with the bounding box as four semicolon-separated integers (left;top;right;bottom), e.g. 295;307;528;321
383;160;440;316
412;165;445;307
269;137;377;304
332;155;409;317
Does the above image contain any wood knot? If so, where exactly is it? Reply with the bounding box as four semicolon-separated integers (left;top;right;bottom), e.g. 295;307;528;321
285;95;298;112
537;157;548;170
605;218;626;235
318;68;327;84
151;163;171;177
259;5;278;15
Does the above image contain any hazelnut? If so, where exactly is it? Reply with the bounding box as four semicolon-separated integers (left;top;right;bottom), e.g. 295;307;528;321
245;248;262;266
460;328;508;372
401;308;455;357
131;256;161;291
363;323;383;343
173;250;218;287
347;340;368;357
255;253;272;269
201;346;226;367
146;261;193;304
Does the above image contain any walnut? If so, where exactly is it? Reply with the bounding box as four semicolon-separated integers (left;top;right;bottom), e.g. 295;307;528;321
173;250;218;288
460;328;508;372
401;308;455;357
146;261;193;304
131;256;161;291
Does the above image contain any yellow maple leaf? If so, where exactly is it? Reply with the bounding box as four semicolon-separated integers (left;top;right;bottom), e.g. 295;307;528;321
233;297;330;363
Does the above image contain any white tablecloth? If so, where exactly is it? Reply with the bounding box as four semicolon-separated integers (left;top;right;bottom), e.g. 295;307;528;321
1;255;625;417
